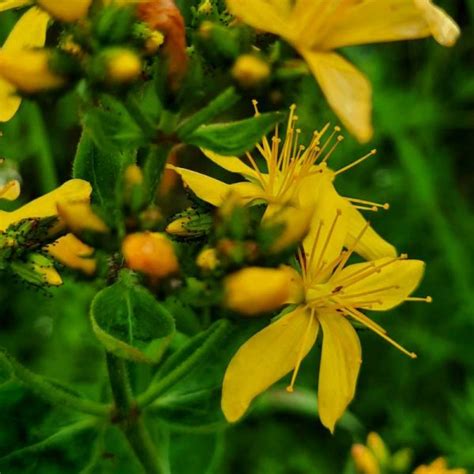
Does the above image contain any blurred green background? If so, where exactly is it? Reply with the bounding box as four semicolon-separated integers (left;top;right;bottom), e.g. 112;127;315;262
1;1;473;472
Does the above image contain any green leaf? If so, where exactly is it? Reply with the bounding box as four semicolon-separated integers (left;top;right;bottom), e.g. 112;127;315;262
72;132;134;225
90;271;175;363
183;112;283;156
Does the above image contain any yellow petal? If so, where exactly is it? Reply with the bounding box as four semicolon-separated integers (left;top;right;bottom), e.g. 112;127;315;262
331;258;425;311
0;7;50;121
228;181;266;204
0;0;31;12
0;179;91;232
301;50;373;143
345;203;397;261
301;176;347;281
222;308;318;422
168;165;230;207
37;0;92;22
226;0;290;36
318;311;361;433
414;0;460;47
202;149;260;181
318;0;433;50
46;234;96;275
57;201;108;233
0;180;20;200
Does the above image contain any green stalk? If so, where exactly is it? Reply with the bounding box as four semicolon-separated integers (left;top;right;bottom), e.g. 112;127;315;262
106;353;164;474
28;103;59;193
0;348;109;417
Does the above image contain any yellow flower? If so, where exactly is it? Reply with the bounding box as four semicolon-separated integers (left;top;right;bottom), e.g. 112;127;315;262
221;201;428;432
413;458;467;474
0;180;20;201
0;6;50;121
231;54;271;88
46;234;96;275
226;0;459;142
171;104;395;261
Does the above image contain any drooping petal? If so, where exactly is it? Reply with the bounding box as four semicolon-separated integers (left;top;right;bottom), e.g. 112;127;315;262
0;179;91;231
344;203;397;261
0;180;20;200
168;165;232;207
301;176;347;282
301;50;373;143
318;311;362;433
0;0;31;12
331;258;425;311
0;7;50;122
46;234;96;275
202;149;260;182
226;0;290;36
222;308;319;422
414;0;460;47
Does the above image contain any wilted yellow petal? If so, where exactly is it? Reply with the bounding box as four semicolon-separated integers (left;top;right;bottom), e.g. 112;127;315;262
222;308;318;422
331;258;425;311
0;7;50;121
202;149;260;182
46;234;96;275
0;180;20;201
318;311;361;433
226;0;290;36
414;0;460;47
302;50;373;143
345;204;397;261
168;165;231;207
0;179;91;232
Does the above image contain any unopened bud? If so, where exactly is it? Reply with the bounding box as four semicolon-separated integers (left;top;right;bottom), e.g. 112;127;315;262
37;0;92;22
367;432;389;465
198;0;213;15
390;448;413;473
351;444;380;474
123;232;179;278
0;50;65;93
232;54;271;88
166;209;212;237
102;48;142;85
224;266;302;316
11;253;62;287
196;248;219;271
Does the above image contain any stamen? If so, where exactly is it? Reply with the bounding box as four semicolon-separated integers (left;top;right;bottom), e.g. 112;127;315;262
406;296;433;303
334;149;377;176
347;197;390;210
306;220;324;273
339;285;400;301
316;126;340;163
353;205;379;212
287;309;315;393
320;135;344;164
315;209;342;273
245;152;266;188
297;247;307;283
252;99;260;116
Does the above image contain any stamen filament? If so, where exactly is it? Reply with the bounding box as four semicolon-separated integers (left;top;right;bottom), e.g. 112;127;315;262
334;149;377;175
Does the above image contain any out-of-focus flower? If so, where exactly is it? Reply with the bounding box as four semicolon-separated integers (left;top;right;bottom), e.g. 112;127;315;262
413;457;467;474
0;180;21;201
122;231;179;278
57;201;109;234
37;0;92;22
196;247;219;271
0;7;50;121
221;201;427;432
232;54;271;88
170;104;395;261
101;48;143;85
352;444;380;474
223;266;303;316
226;0;459;142
46;234;96;275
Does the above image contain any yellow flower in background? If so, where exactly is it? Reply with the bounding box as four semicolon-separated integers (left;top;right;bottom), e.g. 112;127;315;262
221;197;427;432
225;0;460;142
171;103;395;261
46;234;96;275
0;179;20;201
0;6;50;121
413;458;467;474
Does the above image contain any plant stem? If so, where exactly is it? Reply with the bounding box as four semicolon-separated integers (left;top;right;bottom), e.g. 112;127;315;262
28;103;59;193
0;348;109;417
106;353;164;474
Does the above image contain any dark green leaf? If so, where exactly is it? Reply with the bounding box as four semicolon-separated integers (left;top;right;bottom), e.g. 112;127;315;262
184;112;283;155
90;272;175;363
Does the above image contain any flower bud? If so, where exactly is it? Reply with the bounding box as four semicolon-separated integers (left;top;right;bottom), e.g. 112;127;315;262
123;232;179;278
351;444;380;474
223;266;302;316
390;448;413;473
0;50;65;93
166;209;212;238
0;180;20;201
198;0;213;15
100;48;142;85
232;54;271;88
11;253;62;287
367;432;389;466
37;0;92;22
196;248;219;271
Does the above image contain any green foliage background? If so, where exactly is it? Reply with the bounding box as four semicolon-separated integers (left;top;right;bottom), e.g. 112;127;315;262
0;1;473;472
